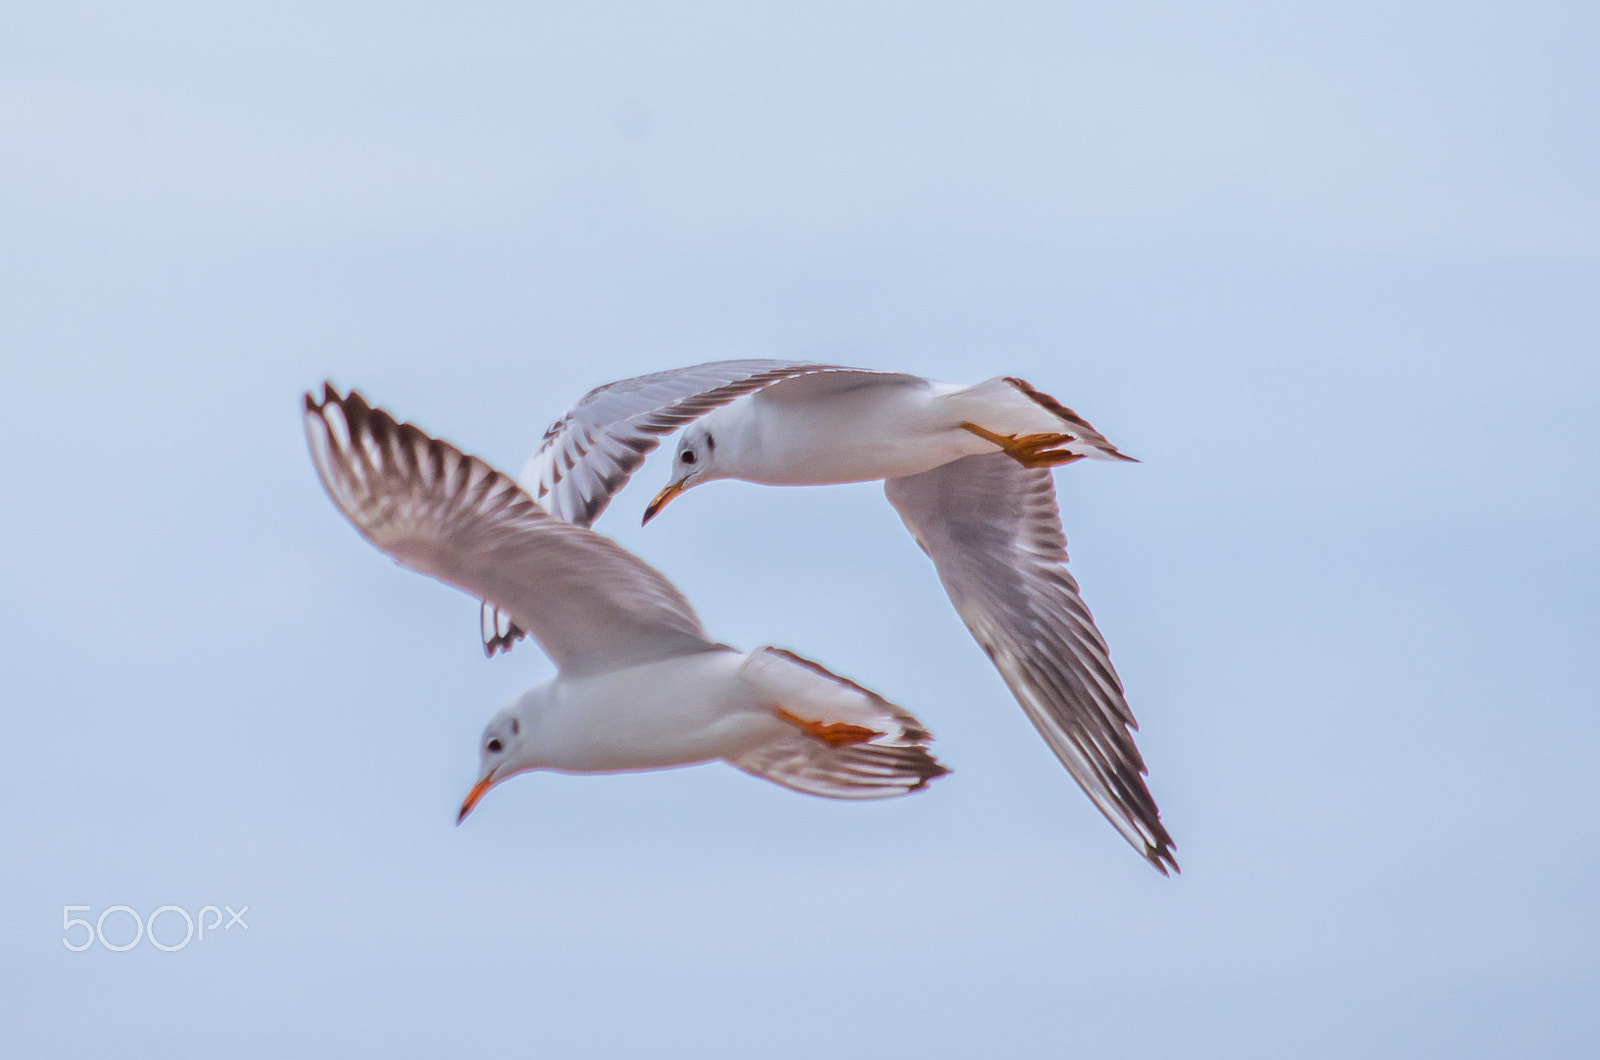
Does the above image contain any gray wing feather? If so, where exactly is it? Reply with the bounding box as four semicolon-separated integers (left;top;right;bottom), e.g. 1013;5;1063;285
730;738;948;799
305;385;715;675
884;453;1177;874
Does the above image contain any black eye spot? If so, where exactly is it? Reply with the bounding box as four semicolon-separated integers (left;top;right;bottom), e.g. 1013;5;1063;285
509;718;519;735
705;433;715;452
486;738;503;754
681;450;697;465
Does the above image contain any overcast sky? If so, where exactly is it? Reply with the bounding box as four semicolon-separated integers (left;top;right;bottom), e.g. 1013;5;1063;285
2;2;1596;1057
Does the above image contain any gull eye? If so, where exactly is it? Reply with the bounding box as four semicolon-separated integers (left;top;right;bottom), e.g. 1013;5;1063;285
486;738;503;754
681;450;697;466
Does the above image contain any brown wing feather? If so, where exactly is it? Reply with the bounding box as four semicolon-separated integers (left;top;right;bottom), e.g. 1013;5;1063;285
305;384;715;674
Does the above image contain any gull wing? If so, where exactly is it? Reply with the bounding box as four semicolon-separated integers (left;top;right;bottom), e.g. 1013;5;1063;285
305;384;716;675
481;359;909;655
522;359;840;528
884;453;1177;874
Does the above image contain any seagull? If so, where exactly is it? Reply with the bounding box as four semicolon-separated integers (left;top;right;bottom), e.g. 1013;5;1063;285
486;360;1177;873
303;383;948;822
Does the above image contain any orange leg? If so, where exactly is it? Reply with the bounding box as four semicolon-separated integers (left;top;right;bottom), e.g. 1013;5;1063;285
960;421;1087;469
773;706;881;748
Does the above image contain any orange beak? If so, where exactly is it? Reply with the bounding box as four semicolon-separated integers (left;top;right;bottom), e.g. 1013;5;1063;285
641;479;687;525
457;774;497;825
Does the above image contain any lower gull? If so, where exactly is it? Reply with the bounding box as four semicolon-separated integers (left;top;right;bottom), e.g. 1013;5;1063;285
304;384;948;822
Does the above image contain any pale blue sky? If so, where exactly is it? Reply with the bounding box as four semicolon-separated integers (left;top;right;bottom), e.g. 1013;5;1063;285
2;2;1597;1057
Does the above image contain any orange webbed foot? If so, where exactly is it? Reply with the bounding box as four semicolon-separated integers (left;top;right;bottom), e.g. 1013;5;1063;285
773;706;882;748
960;422;1086;468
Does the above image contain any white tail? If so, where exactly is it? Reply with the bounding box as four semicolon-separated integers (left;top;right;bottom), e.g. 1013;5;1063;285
947;376;1135;463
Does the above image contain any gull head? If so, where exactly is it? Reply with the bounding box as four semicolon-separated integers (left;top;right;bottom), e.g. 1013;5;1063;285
643;421;721;524
456;702;535;824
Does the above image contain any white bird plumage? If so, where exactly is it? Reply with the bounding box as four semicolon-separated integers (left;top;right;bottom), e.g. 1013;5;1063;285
303;384;948;820
488;361;1177;874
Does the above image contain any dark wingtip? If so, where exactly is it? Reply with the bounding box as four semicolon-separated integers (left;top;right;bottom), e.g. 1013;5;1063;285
1147;845;1180;876
909;757;952;792
306;381;348;414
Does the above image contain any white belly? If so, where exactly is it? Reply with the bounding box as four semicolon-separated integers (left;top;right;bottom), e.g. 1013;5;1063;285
731;382;992;484
538;651;782;772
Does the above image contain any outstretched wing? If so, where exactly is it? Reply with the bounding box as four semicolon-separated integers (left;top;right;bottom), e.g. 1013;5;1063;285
521;359;842;528
884;453;1177;874
305;384;716;675
482;359;907;656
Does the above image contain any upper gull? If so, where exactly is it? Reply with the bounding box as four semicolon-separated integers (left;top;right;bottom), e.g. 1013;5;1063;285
486;360;1177;874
